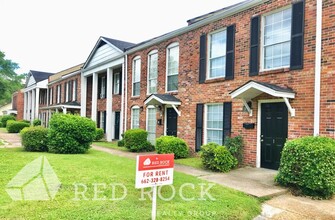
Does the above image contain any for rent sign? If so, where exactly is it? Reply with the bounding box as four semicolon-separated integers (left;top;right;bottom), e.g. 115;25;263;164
135;154;174;189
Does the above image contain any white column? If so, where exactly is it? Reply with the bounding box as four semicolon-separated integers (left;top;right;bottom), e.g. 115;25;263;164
80;74;87;117
23;92;27;120
91;73;98;122
27;91;32;121
63;107;67;114
120;62;125;138
106;68;113;141
35;88;40;120
31;89;36;121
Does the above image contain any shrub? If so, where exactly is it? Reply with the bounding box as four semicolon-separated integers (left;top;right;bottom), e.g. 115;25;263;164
33;119;42;126
276;136;335;199
21;126;48;152
94;128;105;141
48;113;96;154
1;115;16;127
200;143;237;172
224;135;244;165
6;120;30;133
117;139;125;147
156;136;189;158
124;129;154;152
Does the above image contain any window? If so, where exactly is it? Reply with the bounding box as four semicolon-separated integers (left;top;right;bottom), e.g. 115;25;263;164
72;80;77;101
100;111;105;131
132;57;141;96
113;72;120;94
100;76;106;99
208;29;227;79
49;88;53;105
147;107;156;144
206;104;223;145
56;85;61;104
131;106;140;129
65;82;69;102
166;43;179;92
148;51;158;94
262;8;291;70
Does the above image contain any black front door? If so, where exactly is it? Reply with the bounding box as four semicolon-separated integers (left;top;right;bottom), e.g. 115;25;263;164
166;108;178;137
114;112;120;140
261;102;288;170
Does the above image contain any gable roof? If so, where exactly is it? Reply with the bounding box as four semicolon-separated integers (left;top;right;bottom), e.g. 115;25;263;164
101;37;135;51
30;70;54;83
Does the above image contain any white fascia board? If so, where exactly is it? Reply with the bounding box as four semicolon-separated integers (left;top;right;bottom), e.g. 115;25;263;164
82;56;124;76
231;82;295;99
144;95;181;106
126;0;263;54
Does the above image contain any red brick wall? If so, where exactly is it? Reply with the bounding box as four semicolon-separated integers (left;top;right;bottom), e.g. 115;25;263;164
86;76;92;118
13;91;24;120
126;0;325;166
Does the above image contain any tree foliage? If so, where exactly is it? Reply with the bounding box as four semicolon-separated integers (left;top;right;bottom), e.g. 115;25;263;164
0;51;25;106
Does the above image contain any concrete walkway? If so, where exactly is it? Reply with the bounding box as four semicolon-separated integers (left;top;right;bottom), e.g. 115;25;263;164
1;129;334;219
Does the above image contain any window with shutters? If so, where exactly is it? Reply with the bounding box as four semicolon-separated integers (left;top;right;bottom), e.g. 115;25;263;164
208;29;227;79
113;72;120;94
146;106;156;144
166;43;179;92
205;104;223;145
148;50;158;94
131;106;140;129
132;56;141;96
262;7;292;70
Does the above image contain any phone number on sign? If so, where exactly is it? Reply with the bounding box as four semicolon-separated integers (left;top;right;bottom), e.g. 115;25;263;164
141;176;170;184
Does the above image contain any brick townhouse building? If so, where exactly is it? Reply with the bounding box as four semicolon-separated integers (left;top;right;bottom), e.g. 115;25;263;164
10;89;24;120
39;63;83;127
125;0;334;169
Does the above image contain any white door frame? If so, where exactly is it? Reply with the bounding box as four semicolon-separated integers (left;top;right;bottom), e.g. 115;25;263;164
256;99;285;168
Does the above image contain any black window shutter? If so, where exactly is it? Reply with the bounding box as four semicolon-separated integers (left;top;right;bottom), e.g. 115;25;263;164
97;111;101;128
199;34;207;84
290;1;305;70
69;81;73;101
226;24;235;80
59;84;62;103
104;77;107;98
223;102;232;143
119;73;122;95
97;76;101;99
103;111;107;133
74;79;78;101
249;16;260;76
64;82;68;102
195;104;204;151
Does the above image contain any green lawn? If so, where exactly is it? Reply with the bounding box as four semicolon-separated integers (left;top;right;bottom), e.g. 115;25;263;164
175;157;204;169
0;127;7;132
93;141;129;152
0;148;261;219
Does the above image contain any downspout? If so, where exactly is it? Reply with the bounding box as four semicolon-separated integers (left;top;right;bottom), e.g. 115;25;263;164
314;0;322;136
124;54;128;133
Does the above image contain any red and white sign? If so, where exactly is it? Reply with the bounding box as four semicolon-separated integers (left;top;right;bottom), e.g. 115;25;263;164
135;154;174;189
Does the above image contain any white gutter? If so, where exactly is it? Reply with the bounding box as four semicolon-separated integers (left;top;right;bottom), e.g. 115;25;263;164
314;0;322;136
124;54;128;133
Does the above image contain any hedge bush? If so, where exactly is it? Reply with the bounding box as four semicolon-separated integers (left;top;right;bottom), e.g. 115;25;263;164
21;126;48;152
124;129;154;152
156;136;189;158
6;120;30;133
276;136;335;199
33;119;42;126
117;139;125;147
1;115;16;127
94;128;105;141
48;113;96;154
200;143;237;172
224;135;244;165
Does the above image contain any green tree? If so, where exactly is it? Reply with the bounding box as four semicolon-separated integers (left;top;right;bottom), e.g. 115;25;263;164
0;51;25;106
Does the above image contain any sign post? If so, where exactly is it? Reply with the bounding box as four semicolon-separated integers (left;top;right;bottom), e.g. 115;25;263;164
135;154;174;220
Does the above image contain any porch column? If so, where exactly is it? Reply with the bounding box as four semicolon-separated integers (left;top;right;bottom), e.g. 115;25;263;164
106;68;113;141
23;92;27;120
63;108;67;114
91;73;97;122
27;90;32;121
31;89;35;121
120;62;125;139
81;75;87;117
35;88;40;120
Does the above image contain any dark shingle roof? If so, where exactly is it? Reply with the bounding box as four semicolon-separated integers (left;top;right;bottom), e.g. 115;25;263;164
255;81;295;93
148;94;181;103
101;37;136;51
30;70;54;82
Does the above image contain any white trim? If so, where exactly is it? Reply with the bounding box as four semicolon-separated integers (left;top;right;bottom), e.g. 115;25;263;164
256;99;284;168
147;50;158;95
165;42;179;93
124;55;128;132
230;81;295;99
260;6;292;72
241;99;253;116
144;95;181;106
132;56;141;97
164;105;168;136
204;103;224;145
171;104;181;117
314;0;322;136
207;28;227;80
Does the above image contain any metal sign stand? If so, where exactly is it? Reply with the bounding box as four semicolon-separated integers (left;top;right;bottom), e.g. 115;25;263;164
152;185;157;220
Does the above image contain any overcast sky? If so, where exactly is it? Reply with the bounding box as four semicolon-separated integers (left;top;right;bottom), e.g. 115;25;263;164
0;0;243;75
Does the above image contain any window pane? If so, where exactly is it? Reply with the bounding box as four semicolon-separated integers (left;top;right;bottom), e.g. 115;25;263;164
147;108;156;144
210;56;226;78
167;75;178;91
132;109;140;129
167;46;179;76
148;53;158;94
133;82;140;96
206;104;223;145
210;30;226;58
